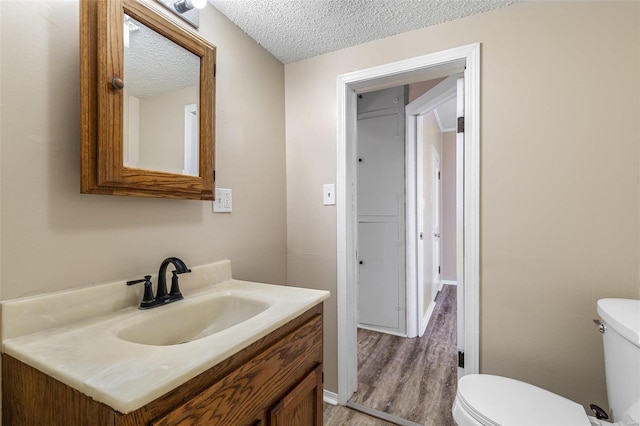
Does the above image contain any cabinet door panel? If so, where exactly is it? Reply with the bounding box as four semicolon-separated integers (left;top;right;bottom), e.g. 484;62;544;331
269;365;322;426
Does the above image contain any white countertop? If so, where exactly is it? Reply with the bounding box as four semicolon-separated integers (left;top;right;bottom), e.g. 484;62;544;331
1;260;330;414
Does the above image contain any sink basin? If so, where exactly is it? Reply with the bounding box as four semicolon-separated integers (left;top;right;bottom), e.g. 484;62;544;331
116;295;272;346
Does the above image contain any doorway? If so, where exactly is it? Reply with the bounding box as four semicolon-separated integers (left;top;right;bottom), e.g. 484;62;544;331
335;44;480;407
349;76;462;425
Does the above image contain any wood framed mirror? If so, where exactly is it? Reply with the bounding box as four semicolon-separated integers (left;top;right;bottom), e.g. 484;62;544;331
81;0;216;200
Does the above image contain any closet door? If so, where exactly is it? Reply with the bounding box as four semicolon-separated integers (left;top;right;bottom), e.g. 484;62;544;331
357;86;406;335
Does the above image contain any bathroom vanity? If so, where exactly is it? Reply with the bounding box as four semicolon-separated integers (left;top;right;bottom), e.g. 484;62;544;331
1;260;329;425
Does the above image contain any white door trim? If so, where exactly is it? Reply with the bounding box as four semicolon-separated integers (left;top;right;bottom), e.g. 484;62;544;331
456;76;467;378
406;76;458;116
410;111;423;338
336;43;480;404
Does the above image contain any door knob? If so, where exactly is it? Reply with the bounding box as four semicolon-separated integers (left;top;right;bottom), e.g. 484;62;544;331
111;77;125;90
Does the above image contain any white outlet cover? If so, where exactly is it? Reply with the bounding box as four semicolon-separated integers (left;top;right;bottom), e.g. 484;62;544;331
213;188;232;213
323;184;335;206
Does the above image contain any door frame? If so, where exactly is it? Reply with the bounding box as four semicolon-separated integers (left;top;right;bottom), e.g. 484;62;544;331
336;43;480;404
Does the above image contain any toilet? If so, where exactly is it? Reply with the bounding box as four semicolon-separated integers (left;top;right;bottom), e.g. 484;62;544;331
452;298;640;426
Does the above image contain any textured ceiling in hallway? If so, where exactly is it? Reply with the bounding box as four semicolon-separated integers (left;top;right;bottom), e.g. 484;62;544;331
209;0;520;63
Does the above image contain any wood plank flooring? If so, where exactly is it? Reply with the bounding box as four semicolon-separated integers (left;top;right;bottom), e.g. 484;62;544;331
324;403;394;425
345;285;458;425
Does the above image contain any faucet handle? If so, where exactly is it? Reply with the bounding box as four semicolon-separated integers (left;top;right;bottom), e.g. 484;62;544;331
168;270;185;301
127;275;155;307
126;276;148;286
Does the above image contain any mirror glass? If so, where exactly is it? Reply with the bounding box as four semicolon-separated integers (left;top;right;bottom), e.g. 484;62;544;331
122;14;200;176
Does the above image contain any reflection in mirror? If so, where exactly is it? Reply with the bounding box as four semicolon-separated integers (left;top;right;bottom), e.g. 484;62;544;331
123;14;200;176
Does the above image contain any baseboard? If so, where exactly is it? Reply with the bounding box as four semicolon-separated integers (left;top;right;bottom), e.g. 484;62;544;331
323;389;339;405
441;280;458;286
420;300;436;335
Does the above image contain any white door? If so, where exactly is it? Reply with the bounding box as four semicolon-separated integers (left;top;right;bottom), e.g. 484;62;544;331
357;87;405;335
358;221;402;329
431;149;442;301
417;111;444;336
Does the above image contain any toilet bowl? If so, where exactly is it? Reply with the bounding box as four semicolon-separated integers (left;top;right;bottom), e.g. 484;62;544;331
452;299;640;426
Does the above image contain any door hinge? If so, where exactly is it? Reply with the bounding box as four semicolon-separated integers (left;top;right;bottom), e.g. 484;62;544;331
213;170;216;182
214;63;217;77
457;116;465;134
458;351;465;368
322;372;324;384
438;266;441;274
438;171;441;180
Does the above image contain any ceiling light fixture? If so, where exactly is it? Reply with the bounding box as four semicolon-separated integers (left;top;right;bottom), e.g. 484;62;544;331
173;0;206;14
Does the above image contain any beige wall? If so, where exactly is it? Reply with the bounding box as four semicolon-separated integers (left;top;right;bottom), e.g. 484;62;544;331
408;77;446;103
0;2;286;300
442;131;456;281
138;85;198;174
285;1;640;408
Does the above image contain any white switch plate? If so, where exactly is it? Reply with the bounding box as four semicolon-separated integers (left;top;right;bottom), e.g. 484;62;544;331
323;184;335;205
213;188;232;213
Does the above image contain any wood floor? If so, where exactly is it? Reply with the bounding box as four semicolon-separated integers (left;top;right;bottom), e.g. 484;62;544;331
332;284;458;426
324;403;395;425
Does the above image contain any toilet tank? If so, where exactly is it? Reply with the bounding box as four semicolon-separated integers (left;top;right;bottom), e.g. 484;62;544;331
597;298;640;424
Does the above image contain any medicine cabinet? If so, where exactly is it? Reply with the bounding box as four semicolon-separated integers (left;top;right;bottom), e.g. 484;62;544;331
80;0;216;200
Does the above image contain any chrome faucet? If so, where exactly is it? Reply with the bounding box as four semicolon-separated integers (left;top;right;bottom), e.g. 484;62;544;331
126;257;191;309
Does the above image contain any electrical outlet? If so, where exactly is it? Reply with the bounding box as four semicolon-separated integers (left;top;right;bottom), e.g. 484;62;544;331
213;188;232;213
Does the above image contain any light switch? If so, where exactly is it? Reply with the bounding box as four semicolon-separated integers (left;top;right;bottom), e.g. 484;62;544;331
213;188;232;213
323;184;335;206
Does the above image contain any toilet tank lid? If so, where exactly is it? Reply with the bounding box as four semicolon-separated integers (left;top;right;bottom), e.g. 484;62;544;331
597;298;640;348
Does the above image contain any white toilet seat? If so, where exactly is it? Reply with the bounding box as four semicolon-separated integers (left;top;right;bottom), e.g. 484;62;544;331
453;374;591;426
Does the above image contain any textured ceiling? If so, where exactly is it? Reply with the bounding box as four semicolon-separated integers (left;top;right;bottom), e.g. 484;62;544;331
125;15;200;98
209;0;519;64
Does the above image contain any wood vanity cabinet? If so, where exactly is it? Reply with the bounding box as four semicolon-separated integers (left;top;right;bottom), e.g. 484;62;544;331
2;304;324;426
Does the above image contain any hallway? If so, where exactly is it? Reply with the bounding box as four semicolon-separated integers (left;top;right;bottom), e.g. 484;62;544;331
325;285;458;425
